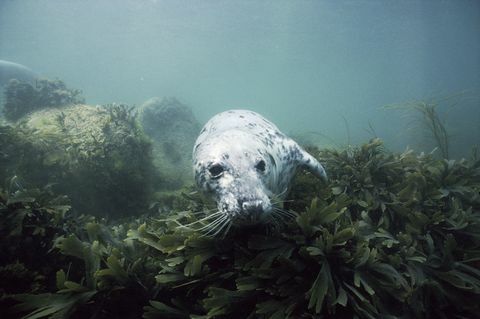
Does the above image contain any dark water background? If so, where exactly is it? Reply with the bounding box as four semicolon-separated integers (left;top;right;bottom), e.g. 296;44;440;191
1;0;479;156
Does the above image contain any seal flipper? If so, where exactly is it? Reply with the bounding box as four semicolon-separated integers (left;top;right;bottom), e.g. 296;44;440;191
297;147;328;183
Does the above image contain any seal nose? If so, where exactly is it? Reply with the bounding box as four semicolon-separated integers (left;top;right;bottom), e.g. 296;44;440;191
240;200;263;214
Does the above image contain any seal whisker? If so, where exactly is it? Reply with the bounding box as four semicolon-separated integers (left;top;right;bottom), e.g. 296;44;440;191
176;211;224;228
272;207;298;219
181;218;223;235
220;221;233;239
275;187;289;199
194;214;227;232
270;212;287;222
210;219;231;238
189;207;218;215
202;217;230;237
198;215;232;235
270;199;294;206
274;205;297;214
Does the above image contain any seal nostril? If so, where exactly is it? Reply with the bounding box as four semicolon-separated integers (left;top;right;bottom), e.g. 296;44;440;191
242;200;263;214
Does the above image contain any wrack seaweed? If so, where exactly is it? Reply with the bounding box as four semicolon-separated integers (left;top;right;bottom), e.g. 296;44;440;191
1;139;479;318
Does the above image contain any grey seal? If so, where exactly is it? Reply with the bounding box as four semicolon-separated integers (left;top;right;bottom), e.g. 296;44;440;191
192;109;327;231
0;60;38;86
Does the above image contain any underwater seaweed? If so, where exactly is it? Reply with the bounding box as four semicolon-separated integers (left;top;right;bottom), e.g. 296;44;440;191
2;78;84;121
384;93;472;159
2;139;480;318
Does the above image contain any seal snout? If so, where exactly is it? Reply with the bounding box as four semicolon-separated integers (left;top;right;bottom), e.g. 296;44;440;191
230;198;271;225
240;199;264;214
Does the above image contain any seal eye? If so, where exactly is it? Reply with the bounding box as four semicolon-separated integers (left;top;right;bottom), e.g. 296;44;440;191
255;160;266;173
209;164;224;178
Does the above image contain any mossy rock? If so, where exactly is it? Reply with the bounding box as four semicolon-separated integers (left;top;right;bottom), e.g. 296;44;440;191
2;78;84;121
1;104;157;217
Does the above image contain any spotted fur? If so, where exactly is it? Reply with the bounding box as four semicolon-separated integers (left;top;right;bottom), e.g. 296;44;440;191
193;109;327;226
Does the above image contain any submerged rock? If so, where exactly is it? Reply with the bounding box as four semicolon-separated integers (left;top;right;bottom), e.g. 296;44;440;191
1;78;84;121
139;97;200;188
1;104;156;218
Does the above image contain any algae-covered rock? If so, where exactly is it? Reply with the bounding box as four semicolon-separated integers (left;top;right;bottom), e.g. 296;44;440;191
139;97;200;188
2;78;84;121
1;103;156;217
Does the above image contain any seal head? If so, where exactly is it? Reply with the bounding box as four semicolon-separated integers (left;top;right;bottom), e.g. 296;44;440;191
193;109;327;228
195;130;276;225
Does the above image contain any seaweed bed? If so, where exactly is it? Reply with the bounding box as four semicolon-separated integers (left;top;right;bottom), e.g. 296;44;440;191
1;137;479;319
1;79;479;318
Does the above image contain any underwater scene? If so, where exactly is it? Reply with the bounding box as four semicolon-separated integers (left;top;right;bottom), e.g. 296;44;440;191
0;1;479;318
